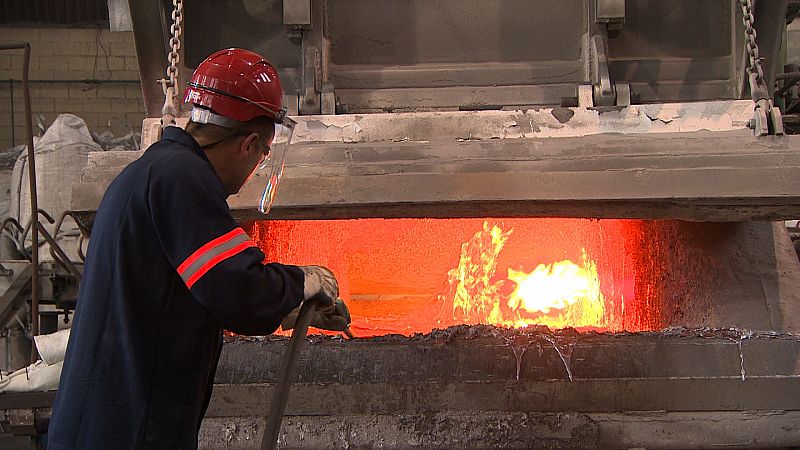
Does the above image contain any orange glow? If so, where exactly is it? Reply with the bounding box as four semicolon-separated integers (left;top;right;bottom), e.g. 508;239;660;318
244;217;651;337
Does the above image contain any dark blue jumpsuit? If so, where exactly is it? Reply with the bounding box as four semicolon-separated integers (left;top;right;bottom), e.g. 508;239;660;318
47;126;304;449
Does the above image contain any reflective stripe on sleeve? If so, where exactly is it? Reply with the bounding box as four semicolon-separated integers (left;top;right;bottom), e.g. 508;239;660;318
177;228;258;289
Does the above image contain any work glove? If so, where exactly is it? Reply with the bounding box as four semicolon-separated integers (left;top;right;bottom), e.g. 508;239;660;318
281;297;352;332
281;265;352;332
300;265;339;307
282;296;352;332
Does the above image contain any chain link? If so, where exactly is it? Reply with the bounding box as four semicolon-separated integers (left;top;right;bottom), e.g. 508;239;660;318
739;0;766;90
159;0;183;126
166;0;183;90
737;0;783;135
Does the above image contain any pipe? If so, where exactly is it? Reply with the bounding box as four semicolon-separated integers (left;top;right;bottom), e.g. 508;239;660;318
777;71;800;80
1;217;25;258
20;210;54;261
0;43;40;363
8;79;14;147
77;235;86;262
260;296;323;450
37;224;82;282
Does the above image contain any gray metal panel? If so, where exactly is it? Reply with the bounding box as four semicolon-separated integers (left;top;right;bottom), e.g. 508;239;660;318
609;0;733;58
606;0;740;102
626;80;735;103
335;84;579;112
132;0;750;113
283;0;312;26
1;0;108;26
183;0;301;69
609;57;734;83
325;0;586;108
326;0;585;65
182;0;302;94
330;61;584;90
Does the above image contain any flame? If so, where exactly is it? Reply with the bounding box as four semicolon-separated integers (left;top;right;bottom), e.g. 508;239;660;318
447;221;512;325
441;221;605;330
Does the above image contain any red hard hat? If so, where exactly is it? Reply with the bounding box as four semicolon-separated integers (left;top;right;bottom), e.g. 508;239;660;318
184;48;285;123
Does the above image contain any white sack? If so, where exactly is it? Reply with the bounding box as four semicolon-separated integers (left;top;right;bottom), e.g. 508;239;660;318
33;328;70;365
10;114;100;262
0;360;63;393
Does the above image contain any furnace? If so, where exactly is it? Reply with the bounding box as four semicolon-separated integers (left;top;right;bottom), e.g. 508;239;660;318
65;102;800;448
5;0;800;448
73;105;800;341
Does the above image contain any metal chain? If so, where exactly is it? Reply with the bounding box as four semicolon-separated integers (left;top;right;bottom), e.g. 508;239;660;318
738;0;783;135
159;0;183;127
739;0;766;93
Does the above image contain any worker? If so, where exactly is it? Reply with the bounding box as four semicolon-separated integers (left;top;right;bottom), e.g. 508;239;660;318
47;48;350;449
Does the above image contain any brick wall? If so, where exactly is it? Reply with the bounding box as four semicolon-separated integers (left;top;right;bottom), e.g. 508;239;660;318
0;27;145;150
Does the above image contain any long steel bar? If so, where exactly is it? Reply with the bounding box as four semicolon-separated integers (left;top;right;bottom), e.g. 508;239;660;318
260;297;321;450
8;79;14;147
0;43;40;362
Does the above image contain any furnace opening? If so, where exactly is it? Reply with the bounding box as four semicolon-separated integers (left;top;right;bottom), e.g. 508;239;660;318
244;218;665;337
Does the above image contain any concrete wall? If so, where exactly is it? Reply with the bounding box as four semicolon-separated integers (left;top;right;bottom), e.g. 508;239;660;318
0;27;145;150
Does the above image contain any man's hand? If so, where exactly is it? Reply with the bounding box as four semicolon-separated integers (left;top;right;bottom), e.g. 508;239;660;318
281;297;351;332
299;265;339;311
281;265;351;332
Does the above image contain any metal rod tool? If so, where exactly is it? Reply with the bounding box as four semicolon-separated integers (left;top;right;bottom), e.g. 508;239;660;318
260;295;353;450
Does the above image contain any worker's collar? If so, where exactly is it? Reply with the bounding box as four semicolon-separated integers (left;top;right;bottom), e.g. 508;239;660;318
160;126;211;165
